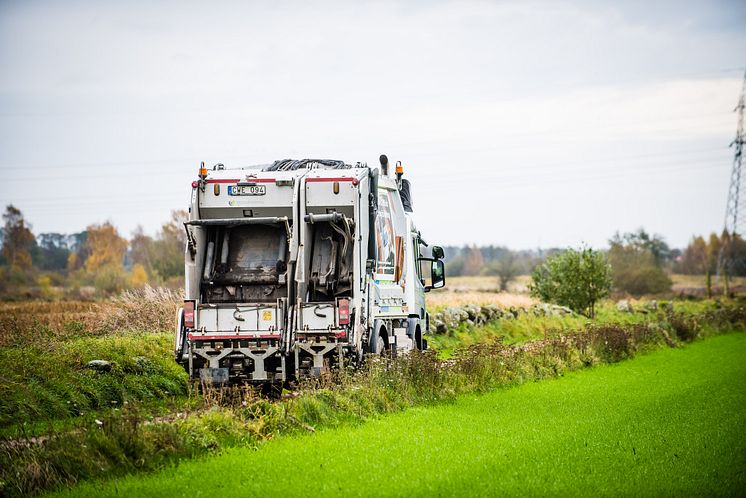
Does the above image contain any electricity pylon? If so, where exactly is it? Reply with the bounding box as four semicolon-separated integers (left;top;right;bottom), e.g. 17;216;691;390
723;69;746;237
718;69;746;287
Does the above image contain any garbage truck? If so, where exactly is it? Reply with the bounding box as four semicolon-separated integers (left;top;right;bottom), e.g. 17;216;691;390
174;155;445;384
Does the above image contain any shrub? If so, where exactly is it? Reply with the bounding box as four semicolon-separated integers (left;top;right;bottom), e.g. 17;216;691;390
608;244;671;295
530;247;612;317
93;264;127;295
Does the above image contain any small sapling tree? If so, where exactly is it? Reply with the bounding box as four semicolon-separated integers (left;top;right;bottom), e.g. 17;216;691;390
530;246;611;318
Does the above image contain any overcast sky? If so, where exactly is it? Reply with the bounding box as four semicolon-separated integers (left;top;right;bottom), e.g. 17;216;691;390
1;0;745;250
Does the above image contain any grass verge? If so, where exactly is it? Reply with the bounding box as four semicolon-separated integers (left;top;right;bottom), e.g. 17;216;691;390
57;333;746;497
1;305;744;496
0;333;189;435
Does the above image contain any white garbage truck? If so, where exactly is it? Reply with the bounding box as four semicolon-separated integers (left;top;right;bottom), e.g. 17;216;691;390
174;155;445;384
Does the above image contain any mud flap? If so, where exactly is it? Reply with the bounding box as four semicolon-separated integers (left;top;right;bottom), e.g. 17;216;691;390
369;319;386;353
406;317;419;348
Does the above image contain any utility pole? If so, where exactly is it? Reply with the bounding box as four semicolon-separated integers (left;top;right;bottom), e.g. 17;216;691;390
718;69;746;291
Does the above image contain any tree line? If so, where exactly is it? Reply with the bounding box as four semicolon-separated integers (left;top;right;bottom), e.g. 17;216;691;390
2;202;744;300
444;228;746;296
0;205;187;298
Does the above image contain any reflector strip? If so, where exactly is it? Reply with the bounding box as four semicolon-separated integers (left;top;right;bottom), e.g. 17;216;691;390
205;178;277;184
188;333;281;340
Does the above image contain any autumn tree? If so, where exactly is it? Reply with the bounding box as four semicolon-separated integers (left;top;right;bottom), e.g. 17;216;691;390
85;222;127;273
128;263;149;287
719;232;746;277
678;235;708;274
677;232;746;277
128;211;187;284
1;205;36;271
66;232;89;272
150;210;187;282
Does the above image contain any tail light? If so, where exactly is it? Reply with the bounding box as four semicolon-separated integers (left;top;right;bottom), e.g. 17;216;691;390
183;300;195;328
338;299;350;325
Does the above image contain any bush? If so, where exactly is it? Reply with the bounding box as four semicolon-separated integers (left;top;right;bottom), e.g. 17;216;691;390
530;247;612;318
93;264;127;294
608;245;671;295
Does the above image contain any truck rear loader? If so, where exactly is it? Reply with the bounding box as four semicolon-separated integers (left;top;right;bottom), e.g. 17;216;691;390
174;155;445;384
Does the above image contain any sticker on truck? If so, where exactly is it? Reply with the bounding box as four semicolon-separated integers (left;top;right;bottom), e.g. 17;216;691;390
375;190;396;280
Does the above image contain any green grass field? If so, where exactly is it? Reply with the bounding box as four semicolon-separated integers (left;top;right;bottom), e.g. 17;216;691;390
59;333;746;497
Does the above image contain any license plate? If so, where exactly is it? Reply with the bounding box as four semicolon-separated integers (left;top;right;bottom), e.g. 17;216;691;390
228;185;266;196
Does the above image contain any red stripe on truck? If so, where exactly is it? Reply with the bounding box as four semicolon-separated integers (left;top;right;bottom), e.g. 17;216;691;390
205;178;276;184
305;177;357;182
188;333;281;340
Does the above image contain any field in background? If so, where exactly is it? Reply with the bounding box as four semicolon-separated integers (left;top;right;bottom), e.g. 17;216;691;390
671;273;746;291
427;275;532;310
427;274;746;311
57;333;746;497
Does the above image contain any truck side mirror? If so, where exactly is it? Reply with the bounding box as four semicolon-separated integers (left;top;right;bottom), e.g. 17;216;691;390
432;246;444;259
420;258;446;291
430;259;445;289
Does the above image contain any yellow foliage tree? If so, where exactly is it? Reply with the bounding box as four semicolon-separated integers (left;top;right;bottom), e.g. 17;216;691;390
84;222;127;273
128;263;149;287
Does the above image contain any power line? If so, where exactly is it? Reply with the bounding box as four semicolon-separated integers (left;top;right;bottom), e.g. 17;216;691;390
0;108;735;173
0;138;730;183
7;156;726;210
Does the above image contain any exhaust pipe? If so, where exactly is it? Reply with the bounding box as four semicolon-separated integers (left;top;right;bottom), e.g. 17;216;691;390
379;154;389;176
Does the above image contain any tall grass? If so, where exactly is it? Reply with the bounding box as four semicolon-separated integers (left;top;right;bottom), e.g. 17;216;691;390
0;287;186;439
0;333;189;432
0;286;181;348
